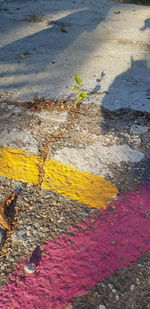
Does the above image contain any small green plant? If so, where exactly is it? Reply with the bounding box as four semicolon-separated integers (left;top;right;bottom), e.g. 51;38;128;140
70;74;87;106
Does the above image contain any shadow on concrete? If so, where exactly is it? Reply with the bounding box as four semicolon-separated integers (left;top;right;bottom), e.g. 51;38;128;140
100;18;150;190
0;0;114;97
101;16;150;112
0;10;102;76
101;58;150;113
140;17;150;30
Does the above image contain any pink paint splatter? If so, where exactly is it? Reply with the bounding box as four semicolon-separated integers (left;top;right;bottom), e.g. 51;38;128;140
0;182;150;309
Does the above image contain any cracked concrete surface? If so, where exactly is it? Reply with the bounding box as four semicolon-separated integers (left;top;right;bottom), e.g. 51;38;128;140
0;0;149;190
53;143;145;176
0;128;38;154
0;2;150;308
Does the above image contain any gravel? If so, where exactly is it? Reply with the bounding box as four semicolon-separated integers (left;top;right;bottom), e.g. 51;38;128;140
0;177;93;286
0;101;149;307
72;252;150;309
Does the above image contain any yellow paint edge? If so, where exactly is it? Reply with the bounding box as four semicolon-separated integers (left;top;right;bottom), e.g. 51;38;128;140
0;147;40;184
0;147;118;208
42;158;118;208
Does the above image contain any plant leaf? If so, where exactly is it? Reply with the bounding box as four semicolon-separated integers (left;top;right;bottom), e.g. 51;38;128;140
75;74;82;86
78;92;87;100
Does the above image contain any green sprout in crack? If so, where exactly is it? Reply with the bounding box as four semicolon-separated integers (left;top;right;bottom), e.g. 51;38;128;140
70;74;88;106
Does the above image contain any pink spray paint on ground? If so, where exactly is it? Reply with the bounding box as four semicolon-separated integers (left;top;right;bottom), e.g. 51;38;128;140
0;182;150;309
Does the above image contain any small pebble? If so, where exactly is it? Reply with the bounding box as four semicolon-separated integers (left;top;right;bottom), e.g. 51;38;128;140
18;51;31;58
130;284;135;291
116;294;119;301
108;283;113;289
24;263;36;274
136;278;140;285
60;27;68;33
81;210;90;216
12;228;27;242
99;305;106;309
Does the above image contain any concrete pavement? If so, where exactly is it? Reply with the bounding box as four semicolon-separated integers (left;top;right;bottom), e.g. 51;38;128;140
0;0;149;203
0;1;150;308
0;0;150;112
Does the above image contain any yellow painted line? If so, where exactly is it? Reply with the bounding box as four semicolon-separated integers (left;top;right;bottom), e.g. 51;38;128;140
0;147;118;208
0;147;40;184
42;158;118;208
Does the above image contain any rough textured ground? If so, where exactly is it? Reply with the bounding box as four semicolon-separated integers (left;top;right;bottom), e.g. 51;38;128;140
0;99;149;309
72;251;150;309
0;0;150;308
0;182;150;308
0;99;149;191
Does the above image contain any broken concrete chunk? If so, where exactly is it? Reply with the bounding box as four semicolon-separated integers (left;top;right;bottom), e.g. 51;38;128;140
0;129;38;154
53;143;144;176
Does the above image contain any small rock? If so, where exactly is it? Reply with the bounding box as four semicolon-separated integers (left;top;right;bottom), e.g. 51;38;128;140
26;230;31;237
12;228;27;242
81;210;90;216
116;294;119;301
122;133;130;138
130;284;135;291
24;263;36;274
99;305;106;309
129;136;141;146
18;51;31;58
136;278;140;285
60;27;68;33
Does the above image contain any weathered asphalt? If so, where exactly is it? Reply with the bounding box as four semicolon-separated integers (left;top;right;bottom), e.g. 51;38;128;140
0;1;150;308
